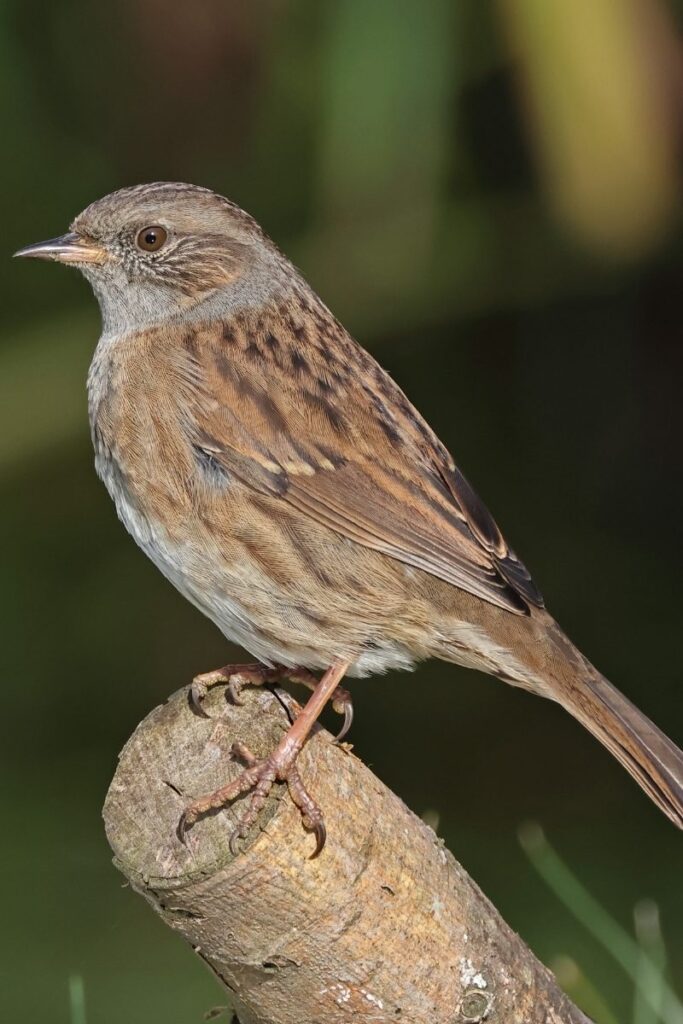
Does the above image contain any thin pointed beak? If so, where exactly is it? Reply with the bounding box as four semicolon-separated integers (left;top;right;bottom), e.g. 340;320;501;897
13;232;106;265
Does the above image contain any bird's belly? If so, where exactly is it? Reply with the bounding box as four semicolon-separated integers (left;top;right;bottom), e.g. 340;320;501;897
95;451;270;652
95;450;418;677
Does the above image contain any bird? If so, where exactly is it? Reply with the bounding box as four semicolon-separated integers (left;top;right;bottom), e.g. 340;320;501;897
15;181;683;857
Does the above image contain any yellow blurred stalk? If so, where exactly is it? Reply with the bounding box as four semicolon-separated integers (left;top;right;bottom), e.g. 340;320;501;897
499;0;682;258
551;956;620;1024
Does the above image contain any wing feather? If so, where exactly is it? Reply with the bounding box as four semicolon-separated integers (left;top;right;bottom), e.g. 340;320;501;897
180;305;544;615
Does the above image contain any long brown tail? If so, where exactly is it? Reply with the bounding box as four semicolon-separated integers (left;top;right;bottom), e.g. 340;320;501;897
542;621;683;828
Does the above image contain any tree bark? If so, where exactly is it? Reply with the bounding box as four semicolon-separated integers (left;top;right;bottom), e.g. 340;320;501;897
103;684;592;1024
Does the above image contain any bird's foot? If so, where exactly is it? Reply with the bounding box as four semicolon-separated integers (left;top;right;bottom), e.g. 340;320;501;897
190;662;353;741
190;663;283;714
178;737;326;858
180;657;350;857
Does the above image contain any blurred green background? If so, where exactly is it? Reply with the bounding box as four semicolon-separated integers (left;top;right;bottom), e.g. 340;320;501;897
2;1;683;1021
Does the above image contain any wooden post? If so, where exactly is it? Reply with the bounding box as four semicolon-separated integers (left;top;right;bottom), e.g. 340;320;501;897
103;684;591;1024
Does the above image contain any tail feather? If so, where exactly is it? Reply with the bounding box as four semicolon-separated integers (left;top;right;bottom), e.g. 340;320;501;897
544;623;683;829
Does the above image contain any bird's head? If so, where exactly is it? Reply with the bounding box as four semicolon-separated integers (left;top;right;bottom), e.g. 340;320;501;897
15;182;284;333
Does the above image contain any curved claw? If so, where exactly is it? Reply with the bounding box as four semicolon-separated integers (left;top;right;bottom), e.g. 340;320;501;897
189;680;213;718
177;811;191;845
228;829;244;857
309;819;327;859
334;700;354;743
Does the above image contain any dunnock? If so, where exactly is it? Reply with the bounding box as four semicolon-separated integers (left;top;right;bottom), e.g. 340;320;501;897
16;183;683;855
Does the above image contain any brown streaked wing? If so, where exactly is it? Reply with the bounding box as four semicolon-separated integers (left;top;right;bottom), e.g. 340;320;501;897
182;309;543;615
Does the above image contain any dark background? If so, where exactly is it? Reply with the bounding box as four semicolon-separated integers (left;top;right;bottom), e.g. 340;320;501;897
2;2;683;1021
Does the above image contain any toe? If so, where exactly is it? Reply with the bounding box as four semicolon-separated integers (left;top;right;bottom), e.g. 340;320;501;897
227;674;246;706
231;740;258;767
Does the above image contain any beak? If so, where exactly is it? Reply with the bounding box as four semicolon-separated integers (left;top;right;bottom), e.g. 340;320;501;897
13;232;106;265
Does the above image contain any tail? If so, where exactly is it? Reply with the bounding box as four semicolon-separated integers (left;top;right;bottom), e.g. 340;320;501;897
541;620;683;828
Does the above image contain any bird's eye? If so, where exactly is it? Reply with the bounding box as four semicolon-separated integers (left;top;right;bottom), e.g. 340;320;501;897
136;226;168;252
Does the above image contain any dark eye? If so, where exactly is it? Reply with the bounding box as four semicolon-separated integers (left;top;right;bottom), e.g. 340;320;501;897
136;226;168;252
